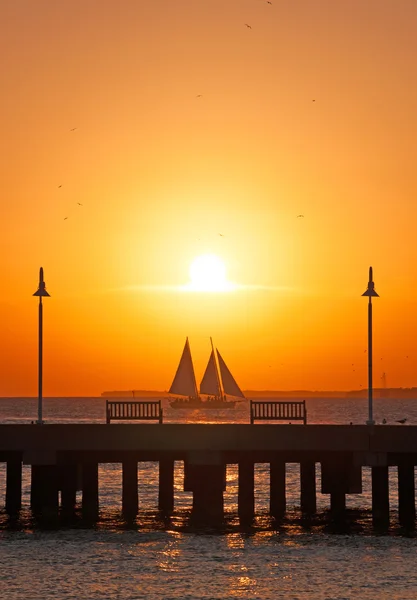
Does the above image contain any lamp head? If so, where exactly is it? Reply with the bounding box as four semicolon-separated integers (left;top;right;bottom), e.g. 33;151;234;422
362;266;379;297
33;267;50;297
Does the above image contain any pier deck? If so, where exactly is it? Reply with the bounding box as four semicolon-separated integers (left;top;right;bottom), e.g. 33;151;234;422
1;424;416;525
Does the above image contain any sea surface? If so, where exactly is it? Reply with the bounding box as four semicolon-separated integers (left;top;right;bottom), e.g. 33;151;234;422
0;396;416;600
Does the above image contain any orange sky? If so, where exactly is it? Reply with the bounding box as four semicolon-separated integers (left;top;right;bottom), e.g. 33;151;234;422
2;0;417;395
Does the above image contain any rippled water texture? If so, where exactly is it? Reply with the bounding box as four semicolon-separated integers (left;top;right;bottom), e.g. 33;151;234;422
1;397;416;599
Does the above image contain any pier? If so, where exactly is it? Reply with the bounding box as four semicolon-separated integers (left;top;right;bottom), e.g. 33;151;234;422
1;424;416;526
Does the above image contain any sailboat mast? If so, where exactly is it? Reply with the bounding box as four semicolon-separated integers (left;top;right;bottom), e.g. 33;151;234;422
210;337;224;399
188;337;199;398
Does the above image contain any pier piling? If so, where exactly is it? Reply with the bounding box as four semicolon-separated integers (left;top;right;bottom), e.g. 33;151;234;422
6;456;22;514
30;465;59;521
158;459;174;513
122;460;138;518
321;459;352;520
330;489;346;518
41;465;59;521
371;466;390;526
188;464;225;523
30;465;43;513
398;463;415;528
82;462;99;521
270;459;286;518
60;464;78;516
300;461;316;515
238;460;255;523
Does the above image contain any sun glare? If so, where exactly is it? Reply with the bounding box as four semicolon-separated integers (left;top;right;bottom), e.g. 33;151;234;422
187;254;234;292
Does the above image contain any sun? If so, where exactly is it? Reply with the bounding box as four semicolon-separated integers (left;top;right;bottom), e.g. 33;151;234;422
187;254;234;292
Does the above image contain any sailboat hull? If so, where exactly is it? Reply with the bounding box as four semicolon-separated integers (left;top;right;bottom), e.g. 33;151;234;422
169;398;237;409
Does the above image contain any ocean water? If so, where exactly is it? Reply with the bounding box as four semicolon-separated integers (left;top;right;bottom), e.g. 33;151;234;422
0;396;416;600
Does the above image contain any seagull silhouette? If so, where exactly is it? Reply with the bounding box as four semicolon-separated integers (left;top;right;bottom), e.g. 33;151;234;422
245;23;252;29
77;202;83;206
196;94;203;98
297;214;304;218
397;418;407;424
219;233;224;237
58;185;62;188
70;128;77;131
64;217;68;220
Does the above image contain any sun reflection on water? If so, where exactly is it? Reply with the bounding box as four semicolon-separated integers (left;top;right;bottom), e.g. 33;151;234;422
157;539;182;573
226;533;246;549
229;574;258;597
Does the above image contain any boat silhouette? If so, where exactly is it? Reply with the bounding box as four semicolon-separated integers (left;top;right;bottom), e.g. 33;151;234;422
168;338;245;409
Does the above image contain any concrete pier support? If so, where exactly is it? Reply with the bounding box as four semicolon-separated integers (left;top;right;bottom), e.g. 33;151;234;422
321;460;351;520
300;461;316;515
371;466;389;526
238;460;255;523
6;457;22;514
122;460;138;518
270;460;286;518
30;465;42;513
398;464;415;528
330;490;346;518
41;465;59;521
82;463;99;521
30;465;59;521
188;464;225;523
60;464;78;516
158;459;174;513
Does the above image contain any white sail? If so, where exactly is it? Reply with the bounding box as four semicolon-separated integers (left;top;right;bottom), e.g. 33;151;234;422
199;350;222;397
169;338;199;397
216;349;245;398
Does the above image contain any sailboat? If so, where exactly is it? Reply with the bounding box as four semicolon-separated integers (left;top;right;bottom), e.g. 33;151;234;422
168;338;245;409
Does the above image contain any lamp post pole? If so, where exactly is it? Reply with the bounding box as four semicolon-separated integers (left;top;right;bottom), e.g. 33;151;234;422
362;266;379;425
33;267;50;424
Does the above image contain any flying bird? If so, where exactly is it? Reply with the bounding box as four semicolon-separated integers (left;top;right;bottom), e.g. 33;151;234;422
64;217;68;220
77;202;83;206
312;99;316;102
396;418;407;424
297;214;304;218
245;24;252;29
219;233;224;237
58;185;62;188
196;94;203;98
70;128;77;131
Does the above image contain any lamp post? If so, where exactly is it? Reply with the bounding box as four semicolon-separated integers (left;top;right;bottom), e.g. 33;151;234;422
33;267;50;424
362;266;379;425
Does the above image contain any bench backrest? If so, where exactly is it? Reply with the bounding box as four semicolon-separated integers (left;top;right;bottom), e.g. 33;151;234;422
250;400;307;424
106;400;163;424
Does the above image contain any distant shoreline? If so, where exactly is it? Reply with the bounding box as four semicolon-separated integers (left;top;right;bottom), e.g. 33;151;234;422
101;388;417;399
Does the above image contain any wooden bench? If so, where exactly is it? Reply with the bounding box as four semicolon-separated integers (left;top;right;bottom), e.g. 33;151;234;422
106;400;163;424
250;400;307;425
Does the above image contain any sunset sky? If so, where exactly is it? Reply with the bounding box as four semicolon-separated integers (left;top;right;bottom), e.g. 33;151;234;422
2;0;417;396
